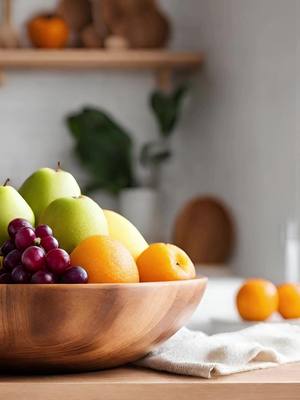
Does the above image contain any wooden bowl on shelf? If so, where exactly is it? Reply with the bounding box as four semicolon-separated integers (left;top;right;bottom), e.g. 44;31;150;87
0;278;207;372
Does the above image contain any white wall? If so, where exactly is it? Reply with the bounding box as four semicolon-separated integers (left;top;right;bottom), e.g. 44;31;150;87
1;0;298;281
163;0;299;282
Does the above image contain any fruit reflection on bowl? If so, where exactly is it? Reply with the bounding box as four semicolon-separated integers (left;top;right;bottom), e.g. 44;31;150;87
0;277;207;372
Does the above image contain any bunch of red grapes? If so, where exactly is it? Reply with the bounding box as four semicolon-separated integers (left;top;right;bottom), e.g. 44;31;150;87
0;218;88;284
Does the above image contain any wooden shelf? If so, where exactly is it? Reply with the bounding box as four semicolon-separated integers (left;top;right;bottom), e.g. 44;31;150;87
0;49;202;69
0;49;203;88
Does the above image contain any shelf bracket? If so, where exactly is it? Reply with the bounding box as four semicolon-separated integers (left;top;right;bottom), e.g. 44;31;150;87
155;67;173;92
0;70;5;85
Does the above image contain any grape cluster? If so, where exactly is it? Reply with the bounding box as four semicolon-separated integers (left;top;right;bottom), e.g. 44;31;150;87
0;218;88;284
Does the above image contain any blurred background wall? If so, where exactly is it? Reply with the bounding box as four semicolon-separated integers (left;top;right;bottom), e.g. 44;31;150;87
0;0;298;281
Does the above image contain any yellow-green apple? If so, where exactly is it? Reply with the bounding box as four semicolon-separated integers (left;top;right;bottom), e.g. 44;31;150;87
19;163;81;221
0;179;35;245
40;196;108;252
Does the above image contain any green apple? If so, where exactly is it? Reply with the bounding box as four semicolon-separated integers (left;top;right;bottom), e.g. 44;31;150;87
40;195;108;253
19;163;81;221
0;179;35;245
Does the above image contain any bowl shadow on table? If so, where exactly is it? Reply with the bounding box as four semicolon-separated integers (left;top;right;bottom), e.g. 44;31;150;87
0;278;207;374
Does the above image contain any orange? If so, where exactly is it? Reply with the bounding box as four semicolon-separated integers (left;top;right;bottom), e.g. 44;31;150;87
236;279;278;321
136;243;196;282
70;235;139;283
277;283;300;319
27;14;69;49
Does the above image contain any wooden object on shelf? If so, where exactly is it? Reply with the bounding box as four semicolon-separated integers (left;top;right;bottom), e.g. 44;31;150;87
0;279;206;372
98;0;170;49
173;196;235;264
81;25;103;48
57;0;92;47
57;0;92;31
104;35;129;50
0;0;19;49
0;364;300;400
90;0;107;41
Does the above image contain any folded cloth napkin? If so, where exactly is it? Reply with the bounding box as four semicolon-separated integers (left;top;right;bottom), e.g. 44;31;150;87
136;323;300;378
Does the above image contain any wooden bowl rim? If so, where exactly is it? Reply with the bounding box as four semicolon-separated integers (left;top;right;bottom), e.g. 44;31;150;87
0;276;207;289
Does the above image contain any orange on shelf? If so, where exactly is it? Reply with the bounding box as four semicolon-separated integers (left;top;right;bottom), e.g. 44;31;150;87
27;14;69;49
236;278;278;321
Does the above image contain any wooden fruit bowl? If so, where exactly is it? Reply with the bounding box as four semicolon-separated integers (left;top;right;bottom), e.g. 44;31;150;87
0;278;207;372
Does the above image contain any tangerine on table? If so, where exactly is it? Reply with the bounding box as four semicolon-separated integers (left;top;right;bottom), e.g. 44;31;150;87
236;278;278;321
70;235;139;283
136;243;196;282
277;283;300;319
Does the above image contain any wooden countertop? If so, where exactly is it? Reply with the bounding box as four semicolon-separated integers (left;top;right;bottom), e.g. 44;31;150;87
1;364;300;400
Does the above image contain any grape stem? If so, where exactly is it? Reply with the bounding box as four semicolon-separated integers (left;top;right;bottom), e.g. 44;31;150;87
3;178;10;187
56;161;61;171
34;238;41;246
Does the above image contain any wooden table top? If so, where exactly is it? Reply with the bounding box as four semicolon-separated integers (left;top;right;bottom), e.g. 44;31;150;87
1;364;300;400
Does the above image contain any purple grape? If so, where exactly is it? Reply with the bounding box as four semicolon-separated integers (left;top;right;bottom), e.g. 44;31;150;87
46;248;70;275
0;272;12;283
40;236;59;252
8;218;32;238
35;224;53;238
60;266;88;283
11;265;31;283
3;249;22;271
31;270;55;284
15;227;36;250
22;246;46;272
0;239;15;256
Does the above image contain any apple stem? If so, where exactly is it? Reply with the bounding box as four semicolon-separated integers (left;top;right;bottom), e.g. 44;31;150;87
56;161;61;171
3;178;10;187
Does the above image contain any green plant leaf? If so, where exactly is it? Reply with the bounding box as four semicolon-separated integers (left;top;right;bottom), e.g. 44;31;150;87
140;141;172;166
150;84;188;137
66;107;136;195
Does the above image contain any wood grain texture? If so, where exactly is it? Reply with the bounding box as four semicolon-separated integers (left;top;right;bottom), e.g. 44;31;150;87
173;196;235;264
0;49;203;69
0;364;300;400
0;278;206;372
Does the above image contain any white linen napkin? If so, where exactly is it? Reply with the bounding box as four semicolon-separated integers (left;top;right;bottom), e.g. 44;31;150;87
136;323;300;378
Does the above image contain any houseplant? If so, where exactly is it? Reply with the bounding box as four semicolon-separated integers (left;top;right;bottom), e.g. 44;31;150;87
66;106;135;209
120;85;188;241
66;85;188;241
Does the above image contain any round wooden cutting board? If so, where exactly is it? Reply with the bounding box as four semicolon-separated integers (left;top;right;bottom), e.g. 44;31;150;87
173;196;235;264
